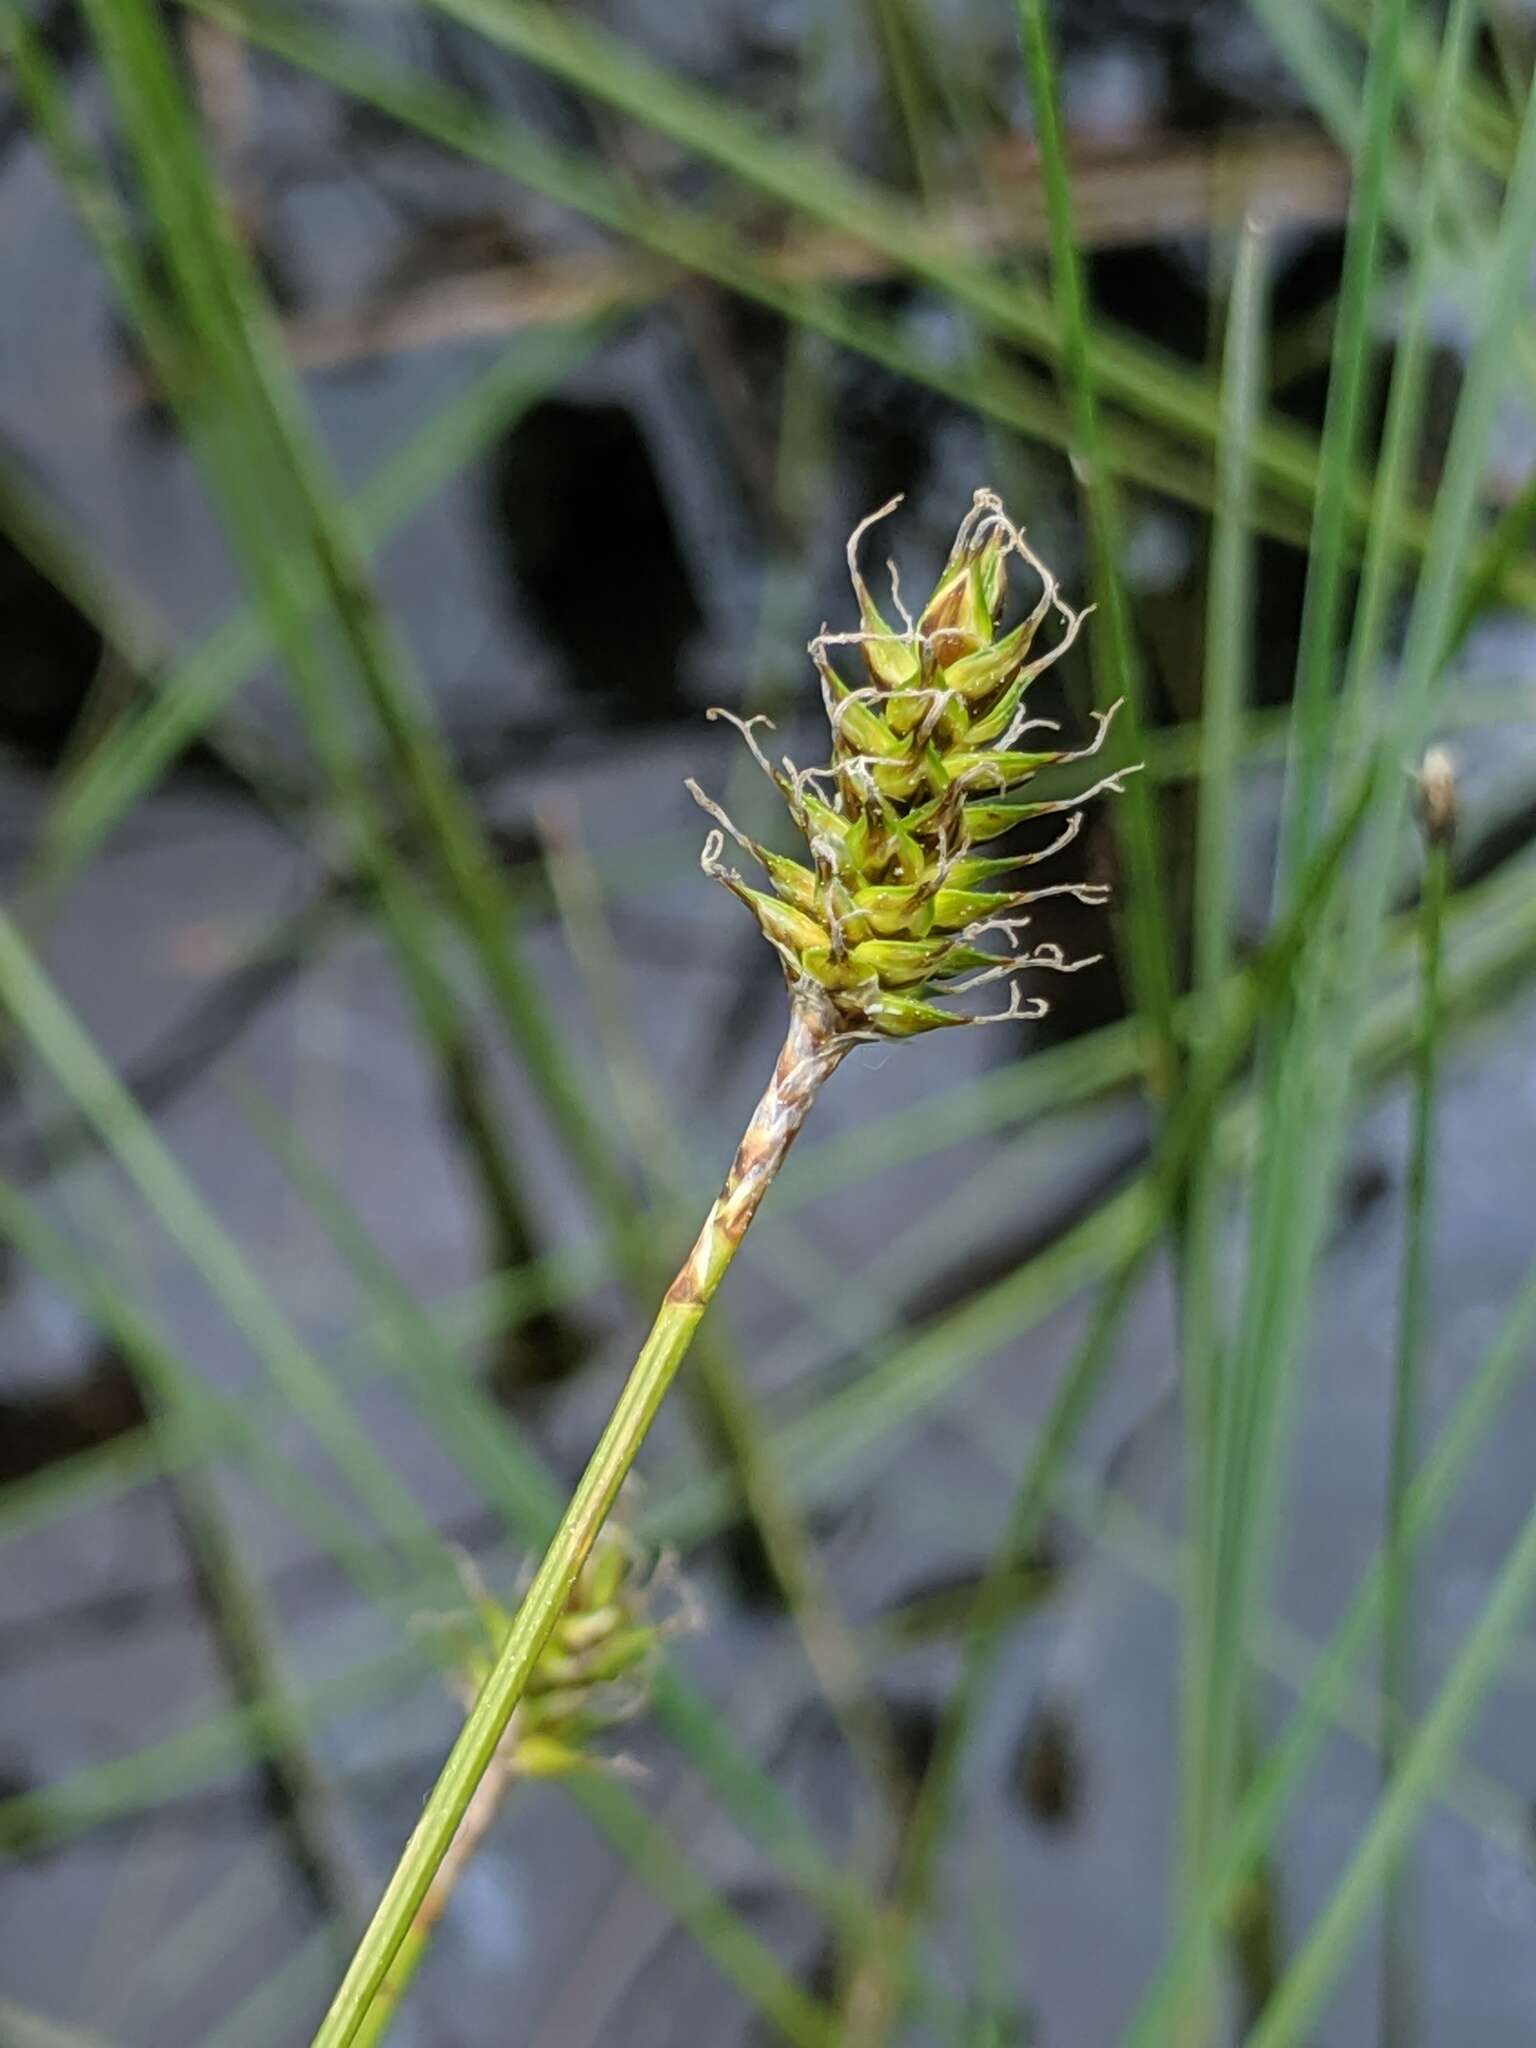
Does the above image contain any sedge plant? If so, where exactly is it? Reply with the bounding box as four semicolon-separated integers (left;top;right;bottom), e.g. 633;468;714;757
311;489;1135;2047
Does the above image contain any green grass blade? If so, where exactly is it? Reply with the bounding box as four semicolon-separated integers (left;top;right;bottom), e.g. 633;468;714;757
1011;0;1177;1085
1271;0;1408;889
1336;0;1484;767
1178;209;1267;1966
1378;816;1449;2048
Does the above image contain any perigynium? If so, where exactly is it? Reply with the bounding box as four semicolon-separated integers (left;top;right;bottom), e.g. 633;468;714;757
312;491;1135;2048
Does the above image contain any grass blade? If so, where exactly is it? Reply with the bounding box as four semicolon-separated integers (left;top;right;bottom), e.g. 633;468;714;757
1271;0;1408;890
1378;767;1452;2048
1178;208;1268;2001
1011;0;1177;1089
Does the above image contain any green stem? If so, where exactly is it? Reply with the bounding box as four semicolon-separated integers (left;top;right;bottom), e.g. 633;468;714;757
1379;830;1447;2048
539;811;908;1819
310;997;847;2048
1178;211;1267;2044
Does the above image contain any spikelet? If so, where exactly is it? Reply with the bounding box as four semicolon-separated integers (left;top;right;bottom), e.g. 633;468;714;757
439;1525;697;1781
687;489;1135;1040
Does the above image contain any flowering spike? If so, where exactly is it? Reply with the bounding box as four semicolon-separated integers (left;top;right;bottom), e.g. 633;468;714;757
436;1524;694;1787
690;491;1133;1040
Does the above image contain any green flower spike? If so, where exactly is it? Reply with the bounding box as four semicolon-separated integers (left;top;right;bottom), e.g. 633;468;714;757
686;488;1136;1046
444;1525;696;1783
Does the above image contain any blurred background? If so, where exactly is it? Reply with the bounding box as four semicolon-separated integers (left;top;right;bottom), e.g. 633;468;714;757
5;1;1536;2043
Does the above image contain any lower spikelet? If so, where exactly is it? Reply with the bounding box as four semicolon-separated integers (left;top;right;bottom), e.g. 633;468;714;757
687;489;1136;1041
435;1524;699;1782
